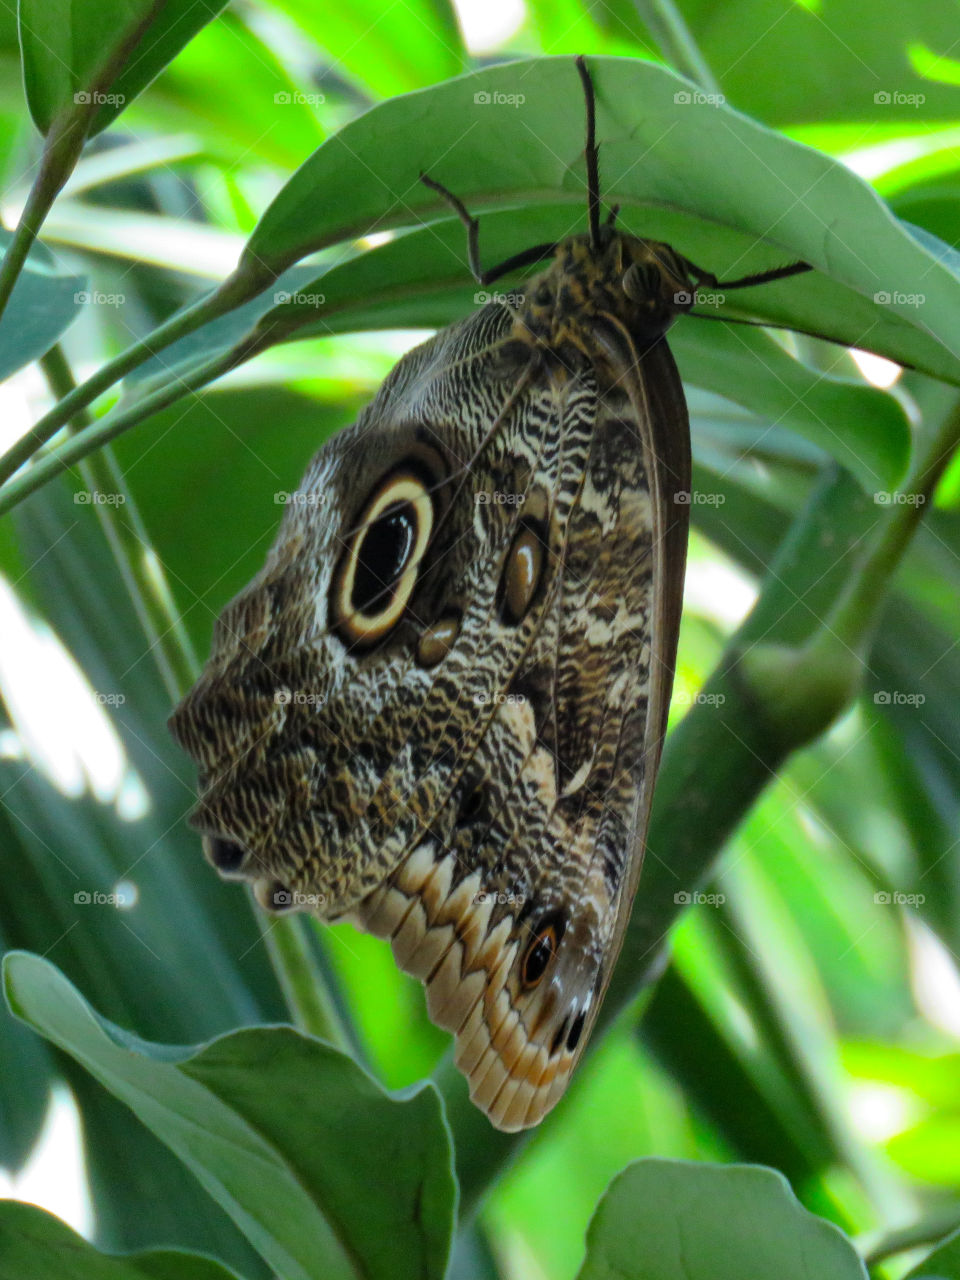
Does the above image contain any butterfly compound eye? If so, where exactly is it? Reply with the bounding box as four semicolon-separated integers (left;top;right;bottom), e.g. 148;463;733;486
333;467;434;646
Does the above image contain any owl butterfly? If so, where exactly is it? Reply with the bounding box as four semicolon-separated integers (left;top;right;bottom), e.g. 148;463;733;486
170;58;810;1131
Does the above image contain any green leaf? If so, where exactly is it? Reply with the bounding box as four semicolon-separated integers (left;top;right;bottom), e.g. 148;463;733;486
652;0;960;127
907;1228;960;1278
3;952;456;1280
578;1160;868;1280
233;58;960;388
0;1200;242;1280
0;925;51;1171
269;0;467;97
1;472;281;1271
18;0;229;138
668;325;908;493
124;237;906;493
128;12;325;169
641;967;838;1184
0;230;85;380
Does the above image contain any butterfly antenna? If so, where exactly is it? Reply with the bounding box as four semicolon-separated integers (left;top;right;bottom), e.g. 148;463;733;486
717;261;813;290
576;56;602;251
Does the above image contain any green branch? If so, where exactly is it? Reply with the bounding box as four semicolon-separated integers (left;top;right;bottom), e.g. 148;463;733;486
38;344;198;700
863;1208;960;1266
0;264;274;492
0;120;87;320
630;0;722;95
0;327;271;516
260;914;353;1052
0;0;169;322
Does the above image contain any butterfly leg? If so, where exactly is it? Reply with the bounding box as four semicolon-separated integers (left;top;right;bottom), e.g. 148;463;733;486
420;171;558;287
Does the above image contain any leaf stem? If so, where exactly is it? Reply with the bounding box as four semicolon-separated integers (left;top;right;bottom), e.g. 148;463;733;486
0;327;269;516
0;0;169;322
260;915;352;1051
828;396;960;652
863;1208;960;1265
630;0;722;94
38;344;199;701
0;264;273;490
0;119;87;321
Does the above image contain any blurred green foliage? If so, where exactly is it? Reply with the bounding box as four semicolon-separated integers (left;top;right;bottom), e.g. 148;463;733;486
0;2;959;1278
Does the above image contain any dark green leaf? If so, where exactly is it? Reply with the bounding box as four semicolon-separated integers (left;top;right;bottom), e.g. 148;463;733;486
907;1227;960;1278
143;201;909;491
19;0;229;138
4;953;456;1280
0;230;85;380
0;1200;242;1280
234;58;960;388
578;1159;867;1280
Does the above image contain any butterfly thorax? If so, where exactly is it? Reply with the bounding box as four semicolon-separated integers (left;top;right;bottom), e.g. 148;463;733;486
512;231;699;361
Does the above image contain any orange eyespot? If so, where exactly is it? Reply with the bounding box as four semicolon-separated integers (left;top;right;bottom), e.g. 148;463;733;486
521;918;562;989
332;468;434;647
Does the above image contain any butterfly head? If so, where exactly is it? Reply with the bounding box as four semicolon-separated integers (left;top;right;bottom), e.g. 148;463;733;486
515;231;702;357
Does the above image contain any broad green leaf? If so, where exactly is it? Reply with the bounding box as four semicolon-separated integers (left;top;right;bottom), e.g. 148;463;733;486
0;474;284;1270
3;953;456;1280
127;13;325;169
19;0;229;138
671;325;907;492
126;202;910;492
66;1067;270;1277
631;0;960;126
482;1032;713;1280
269;0;467;97
0;230;85;380
0;1200;241;1280
232;58;960;390
578;1160;867;1280
893;182;960;254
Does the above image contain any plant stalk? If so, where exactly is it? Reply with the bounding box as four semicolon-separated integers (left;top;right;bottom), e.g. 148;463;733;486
0;328;270;517
0;266;273;491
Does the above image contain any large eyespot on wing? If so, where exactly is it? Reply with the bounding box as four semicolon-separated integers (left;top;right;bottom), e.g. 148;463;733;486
519;912;564;989
331;463;436;648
